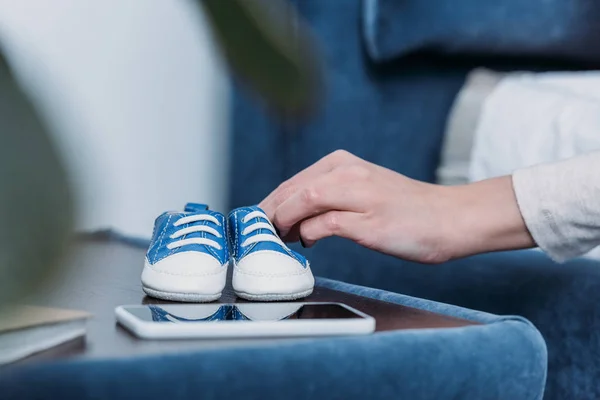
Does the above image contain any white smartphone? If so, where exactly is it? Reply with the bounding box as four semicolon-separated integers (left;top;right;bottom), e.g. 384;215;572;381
115;302;375;339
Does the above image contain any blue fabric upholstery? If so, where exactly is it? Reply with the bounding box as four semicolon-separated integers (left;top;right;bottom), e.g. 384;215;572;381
316;247;600;400
364;0;600;63
0;278;546;400
230;1;467;208
229;1;596;398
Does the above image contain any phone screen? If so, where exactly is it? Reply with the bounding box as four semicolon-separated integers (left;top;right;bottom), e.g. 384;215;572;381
123;303;363;323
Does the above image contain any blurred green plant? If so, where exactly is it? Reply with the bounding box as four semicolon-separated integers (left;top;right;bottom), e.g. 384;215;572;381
0;51;74;305
0;0;322;305
200;0;321;114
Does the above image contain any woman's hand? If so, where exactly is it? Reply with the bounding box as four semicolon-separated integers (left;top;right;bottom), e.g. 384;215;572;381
259;150;534;264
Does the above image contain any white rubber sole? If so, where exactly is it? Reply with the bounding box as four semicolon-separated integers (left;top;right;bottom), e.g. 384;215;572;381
142;286;222;303
235;288;314;302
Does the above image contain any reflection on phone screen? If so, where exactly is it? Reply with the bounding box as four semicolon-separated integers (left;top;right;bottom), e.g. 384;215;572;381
125;304;361;323
149;304;303;322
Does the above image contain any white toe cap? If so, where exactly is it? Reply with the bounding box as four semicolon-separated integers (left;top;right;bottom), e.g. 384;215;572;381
233;251;314;296
235;250;307;276
142;251;227;294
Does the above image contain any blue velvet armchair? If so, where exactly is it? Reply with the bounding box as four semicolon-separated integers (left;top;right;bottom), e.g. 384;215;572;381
230;1;600;399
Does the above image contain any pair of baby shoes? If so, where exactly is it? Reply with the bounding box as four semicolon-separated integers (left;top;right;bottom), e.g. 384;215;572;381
141;203;315;302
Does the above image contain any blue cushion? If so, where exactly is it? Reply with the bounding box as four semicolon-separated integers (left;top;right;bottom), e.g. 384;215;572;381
0;279;546;400
363;0;600;63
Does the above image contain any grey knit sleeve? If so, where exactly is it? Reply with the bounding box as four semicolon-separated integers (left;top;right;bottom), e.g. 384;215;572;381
512;152;600;262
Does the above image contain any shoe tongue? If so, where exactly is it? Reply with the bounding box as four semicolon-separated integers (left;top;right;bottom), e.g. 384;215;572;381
184;203;209;212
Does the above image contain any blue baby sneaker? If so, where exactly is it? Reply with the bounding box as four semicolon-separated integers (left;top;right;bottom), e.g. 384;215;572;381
228;206;314;301
141;203;229;302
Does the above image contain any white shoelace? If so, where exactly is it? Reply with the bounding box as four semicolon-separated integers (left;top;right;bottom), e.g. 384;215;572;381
241;211;284;247
167;214;222;250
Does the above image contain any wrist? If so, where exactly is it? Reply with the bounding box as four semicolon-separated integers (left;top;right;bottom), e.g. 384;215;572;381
443;175;535;260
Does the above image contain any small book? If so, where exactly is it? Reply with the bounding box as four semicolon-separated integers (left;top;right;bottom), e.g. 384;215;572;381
0;305;90;365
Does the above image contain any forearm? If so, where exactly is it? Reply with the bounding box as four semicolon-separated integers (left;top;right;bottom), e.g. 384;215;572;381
443;152;600;262
444;176;535;260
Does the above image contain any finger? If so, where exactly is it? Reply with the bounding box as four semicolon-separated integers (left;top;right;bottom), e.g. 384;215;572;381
260;153;339;216
272;168;368;235
260;150;357;217
298;211;363;247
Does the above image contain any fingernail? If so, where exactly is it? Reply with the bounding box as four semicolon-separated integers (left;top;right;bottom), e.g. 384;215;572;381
299;237;306;248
